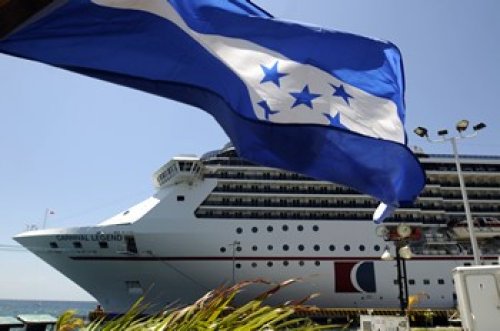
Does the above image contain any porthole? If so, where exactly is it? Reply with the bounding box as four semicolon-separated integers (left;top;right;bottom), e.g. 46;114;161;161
359;245;365;251
73;242;82;249
251;262;257;268
374;245;381;252
298;244;305;251
282;225;289;231
49;242;58;249
297;225;304;231
267;226;273;232
315;261;320;266
313;245;320;251
267;261;273;267
312;225;319;231
99;241;108;249
236;246;242;252
299;261;305;266
267;245;273;251
252;245;258;251
236;263;241;269
329;245;336;251
236;227;243;234
283;261;289;266
283;244;289;251
220;247;226;253
252;227;258;233
344;245;351;251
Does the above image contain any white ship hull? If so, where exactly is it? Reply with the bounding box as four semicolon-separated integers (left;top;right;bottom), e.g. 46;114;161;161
14;149;500;313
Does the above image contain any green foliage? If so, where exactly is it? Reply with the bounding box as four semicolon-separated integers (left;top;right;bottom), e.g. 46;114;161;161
57;279;336;331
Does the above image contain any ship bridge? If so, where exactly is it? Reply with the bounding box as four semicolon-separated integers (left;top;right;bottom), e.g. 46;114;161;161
153;155;203;188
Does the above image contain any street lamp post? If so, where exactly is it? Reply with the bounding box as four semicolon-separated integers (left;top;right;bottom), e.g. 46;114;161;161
382;241;412;315
229;240;241;285
414;120;486;265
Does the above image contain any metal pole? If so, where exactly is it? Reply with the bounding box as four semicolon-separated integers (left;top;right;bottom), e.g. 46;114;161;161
450;137;481;265
395;244;405;314
230;240;240;285
42;208;49;229
401;257;409;311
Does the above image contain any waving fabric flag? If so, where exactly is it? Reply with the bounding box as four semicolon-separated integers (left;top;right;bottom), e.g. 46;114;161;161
0;0;425;220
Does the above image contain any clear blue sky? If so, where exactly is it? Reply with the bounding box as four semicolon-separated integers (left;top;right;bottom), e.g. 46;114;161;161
0;0;499;301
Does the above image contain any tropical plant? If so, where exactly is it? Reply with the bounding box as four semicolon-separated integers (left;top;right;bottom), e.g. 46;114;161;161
57;279;337;331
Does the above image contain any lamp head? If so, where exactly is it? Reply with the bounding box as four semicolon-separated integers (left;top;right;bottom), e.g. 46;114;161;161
473;122;486;131
413;127;428;138
456;120;469;132
399;245;413;260
437;129;448;137
381;247;394;261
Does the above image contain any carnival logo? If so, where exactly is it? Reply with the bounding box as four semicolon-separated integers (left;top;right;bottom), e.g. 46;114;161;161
334;261;376;293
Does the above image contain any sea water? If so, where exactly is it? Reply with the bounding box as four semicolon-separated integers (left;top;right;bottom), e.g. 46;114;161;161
0;299;97;317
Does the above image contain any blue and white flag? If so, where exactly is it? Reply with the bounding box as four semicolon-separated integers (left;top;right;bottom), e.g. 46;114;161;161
0;0;425;220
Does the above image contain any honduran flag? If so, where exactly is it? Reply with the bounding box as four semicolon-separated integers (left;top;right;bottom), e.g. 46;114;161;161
0;0;425;221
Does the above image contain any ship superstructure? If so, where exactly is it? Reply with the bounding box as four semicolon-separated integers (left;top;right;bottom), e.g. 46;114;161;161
14;144;500;313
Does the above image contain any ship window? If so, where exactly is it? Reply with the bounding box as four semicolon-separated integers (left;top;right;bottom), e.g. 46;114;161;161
464;262;471;266
49;242;58;249
267;226;273;232
125;281;143;295
282;225;289;231
299;261;305;266
236;227;243;234
298;244;305;251
125;235;138;254
99;241;108;249
251;262;257;268
283;244;289;251
359;245;365;251
374;245;381;252
315;261;320;266
267;245;273;251
252;245;258;251
409;279;415;285
73;241;82;249
267;261;273;267
220;247;226;253
423;279;430;285
251;227;258;233
283;261;289;266
297;225;304;231
329;245;336;251
438;279;445;285
236;246;242;252
236;263;241;269
313;245;320;251
344;245;351;251
177;195;185;201
313;225;319;231
393;280;398;285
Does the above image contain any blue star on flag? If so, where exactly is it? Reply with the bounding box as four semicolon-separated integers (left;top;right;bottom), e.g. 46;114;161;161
257;100;280;120
260;61;288;87
330;83;353;105
290;85;321;109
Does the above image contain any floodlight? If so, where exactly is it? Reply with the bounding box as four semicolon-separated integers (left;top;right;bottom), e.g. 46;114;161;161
399;245;413;260
473;122;486;131
381;247;394;261
413;127;428;138
456;120;469;132
437;129;448;136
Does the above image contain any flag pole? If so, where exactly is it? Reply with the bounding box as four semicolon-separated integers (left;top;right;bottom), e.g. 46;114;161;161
42;208;49;229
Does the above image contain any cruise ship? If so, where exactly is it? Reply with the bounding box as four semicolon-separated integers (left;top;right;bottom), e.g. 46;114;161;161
14;144;500;313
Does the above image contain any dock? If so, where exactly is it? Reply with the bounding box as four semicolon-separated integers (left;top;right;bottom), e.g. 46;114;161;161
0;314;57;331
